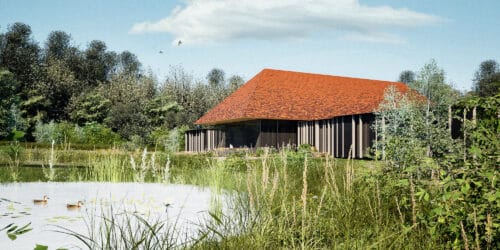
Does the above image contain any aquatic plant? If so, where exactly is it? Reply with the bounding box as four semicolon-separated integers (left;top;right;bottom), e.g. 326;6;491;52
5;141;23;181
53;206;184;249
1;222;32;241
42;140;56;181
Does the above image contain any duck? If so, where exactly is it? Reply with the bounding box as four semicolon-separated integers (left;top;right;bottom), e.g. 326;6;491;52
33;195;49;205
66;201;84;209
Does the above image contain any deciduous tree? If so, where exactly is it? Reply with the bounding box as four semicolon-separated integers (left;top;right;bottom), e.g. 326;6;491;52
0;70;18;137
473;59;500;97
398;70;415;84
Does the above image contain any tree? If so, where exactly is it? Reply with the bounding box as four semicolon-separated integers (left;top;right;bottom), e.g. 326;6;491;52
0;70;18;138
67;90;111;125
228;75;245;93
473;59;500;97
207;68;225;88
206;68;228;108
410;59;459;118
44;31;71;61
117;51;141;76
39;59;81;121
0;22;40;98
83;40;116;87
373;86;427;168
100;73;155;139
398;70;415;84
147;95;181;129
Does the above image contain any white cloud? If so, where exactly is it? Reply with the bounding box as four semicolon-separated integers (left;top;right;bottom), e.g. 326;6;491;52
130;0;443;45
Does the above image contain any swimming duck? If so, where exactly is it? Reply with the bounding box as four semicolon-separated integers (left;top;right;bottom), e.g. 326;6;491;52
66;201;84;209
33;195;49;205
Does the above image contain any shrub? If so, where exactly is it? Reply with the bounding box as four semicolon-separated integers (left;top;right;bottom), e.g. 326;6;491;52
33;121;121;146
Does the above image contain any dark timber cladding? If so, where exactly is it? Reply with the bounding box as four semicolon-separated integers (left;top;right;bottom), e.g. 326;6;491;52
259;120;297;148
298;113;374;158
185;120;298;151
185;129;225;152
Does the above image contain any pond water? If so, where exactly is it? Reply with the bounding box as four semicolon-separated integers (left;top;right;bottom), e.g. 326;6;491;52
0;182;224;249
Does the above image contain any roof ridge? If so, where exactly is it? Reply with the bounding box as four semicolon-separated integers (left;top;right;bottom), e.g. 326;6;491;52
262;68;403;84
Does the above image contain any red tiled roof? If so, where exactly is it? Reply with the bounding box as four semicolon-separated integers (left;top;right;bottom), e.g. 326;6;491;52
196;69;411;125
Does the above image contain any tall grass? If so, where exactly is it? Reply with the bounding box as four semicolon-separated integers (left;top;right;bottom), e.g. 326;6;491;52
195;149;436;249
54;206;184;249
41;140;56;181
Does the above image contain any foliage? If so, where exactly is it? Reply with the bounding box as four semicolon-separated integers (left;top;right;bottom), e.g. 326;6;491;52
375;67;499;248
398;70;415;84
67;90;111;125
37;58;81;121
0;22;40;94
0;222;32;241
416;94;499;248
373;86;429;168
82;40;117;87
0;69;18;138
54;208;179;249
409;59;460;118
82;122;122;145
33;121;121;145
100;73;155;139
1;22;246;143
473;59;500;97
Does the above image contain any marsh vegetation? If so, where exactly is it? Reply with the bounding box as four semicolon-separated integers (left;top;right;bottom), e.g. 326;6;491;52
1;138;498;249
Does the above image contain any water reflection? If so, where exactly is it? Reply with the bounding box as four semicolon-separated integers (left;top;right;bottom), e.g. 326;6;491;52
0;182;221;249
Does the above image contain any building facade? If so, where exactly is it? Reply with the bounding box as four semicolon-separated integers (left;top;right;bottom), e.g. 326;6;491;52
186;69;411;158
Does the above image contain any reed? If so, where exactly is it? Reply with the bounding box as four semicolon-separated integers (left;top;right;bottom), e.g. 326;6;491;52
53;206;183;249
194;149;439;249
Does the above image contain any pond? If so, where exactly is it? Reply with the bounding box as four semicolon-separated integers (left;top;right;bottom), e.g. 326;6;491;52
0;181;226;249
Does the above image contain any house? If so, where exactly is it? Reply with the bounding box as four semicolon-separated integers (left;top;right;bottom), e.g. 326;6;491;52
185;69;411;158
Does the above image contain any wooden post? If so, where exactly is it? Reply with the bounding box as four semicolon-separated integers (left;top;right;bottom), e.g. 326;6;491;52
335;118;338;157
315;121;320;150
352;115;356;158
358;115;363;158
341;116;345;158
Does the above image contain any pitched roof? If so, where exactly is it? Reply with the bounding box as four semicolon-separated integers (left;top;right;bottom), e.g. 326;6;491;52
196;69;410;125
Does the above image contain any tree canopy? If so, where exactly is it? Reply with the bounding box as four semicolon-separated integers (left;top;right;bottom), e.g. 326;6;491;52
473;59;500;97
0;22;245;143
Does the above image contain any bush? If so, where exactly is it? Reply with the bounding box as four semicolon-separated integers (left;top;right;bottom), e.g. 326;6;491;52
33;121;121;146
82;123;122;145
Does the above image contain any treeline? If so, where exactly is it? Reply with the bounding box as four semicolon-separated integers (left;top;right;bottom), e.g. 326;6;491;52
0;22;244;147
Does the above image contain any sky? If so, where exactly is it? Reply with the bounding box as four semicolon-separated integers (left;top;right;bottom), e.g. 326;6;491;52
1;0;499;91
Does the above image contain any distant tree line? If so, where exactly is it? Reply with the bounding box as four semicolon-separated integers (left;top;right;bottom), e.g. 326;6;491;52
398;59;500;98
0;22;244;146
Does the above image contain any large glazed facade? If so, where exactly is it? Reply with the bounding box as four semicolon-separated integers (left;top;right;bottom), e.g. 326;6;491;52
186;69;410;158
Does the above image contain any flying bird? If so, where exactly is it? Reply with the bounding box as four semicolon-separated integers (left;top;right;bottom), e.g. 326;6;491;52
177;40;182;46
159;50;164;54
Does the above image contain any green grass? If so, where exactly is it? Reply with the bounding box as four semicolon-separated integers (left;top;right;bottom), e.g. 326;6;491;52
192;150;434;249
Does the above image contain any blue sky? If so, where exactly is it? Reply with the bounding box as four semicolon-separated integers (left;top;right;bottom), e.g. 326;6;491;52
1;0;499;91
